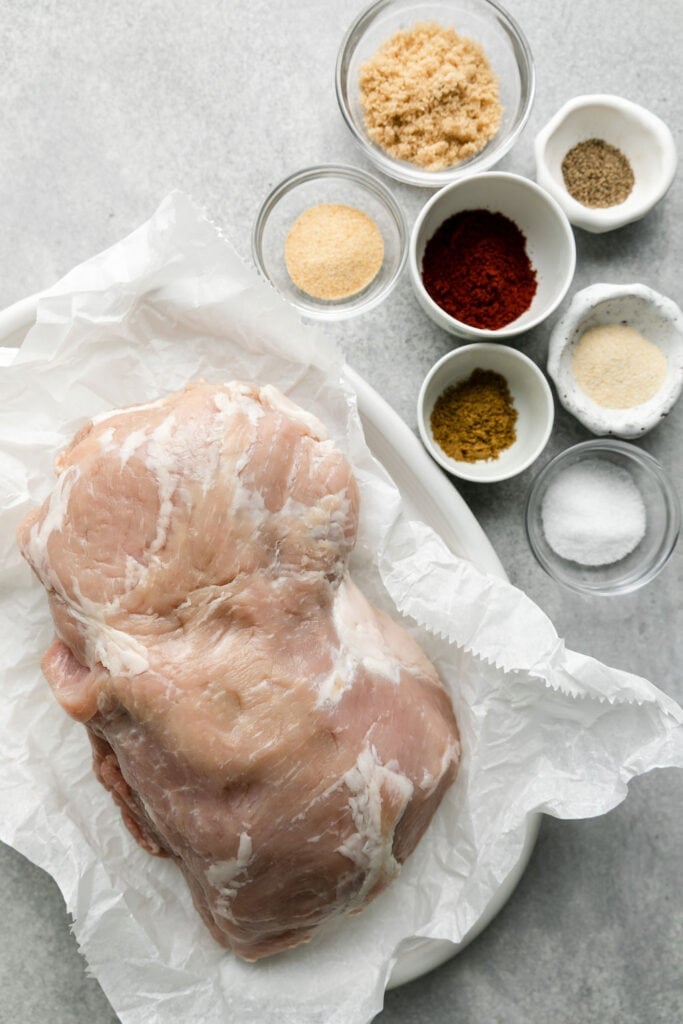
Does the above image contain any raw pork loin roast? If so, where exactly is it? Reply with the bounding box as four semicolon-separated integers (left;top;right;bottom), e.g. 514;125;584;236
18;380;460;960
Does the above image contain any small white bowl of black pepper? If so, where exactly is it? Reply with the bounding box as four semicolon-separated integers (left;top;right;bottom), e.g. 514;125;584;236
534;94;678;233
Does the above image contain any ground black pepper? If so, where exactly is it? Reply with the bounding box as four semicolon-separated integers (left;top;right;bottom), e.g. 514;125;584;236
561;138;634;208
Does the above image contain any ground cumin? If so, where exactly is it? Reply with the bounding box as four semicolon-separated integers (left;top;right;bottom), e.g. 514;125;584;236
430;367;517;463
358;21;502;172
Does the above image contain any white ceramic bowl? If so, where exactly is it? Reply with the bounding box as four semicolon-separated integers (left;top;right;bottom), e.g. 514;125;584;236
409;172;576;340
252;164;407;321
525;440;680;595
534;94;678;234
417;342;554;482
335;0;535;188
547;282;683;438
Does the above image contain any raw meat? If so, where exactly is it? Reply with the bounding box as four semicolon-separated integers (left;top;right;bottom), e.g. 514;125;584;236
17;380;460;961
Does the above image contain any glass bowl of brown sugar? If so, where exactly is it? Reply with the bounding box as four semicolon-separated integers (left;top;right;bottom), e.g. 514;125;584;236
252;164;407;320
335;0;535;188
417;341;554;482
409;172;576;340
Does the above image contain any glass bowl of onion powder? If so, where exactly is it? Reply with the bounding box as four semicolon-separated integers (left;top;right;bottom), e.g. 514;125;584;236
525;440;680;595
252;164;407;320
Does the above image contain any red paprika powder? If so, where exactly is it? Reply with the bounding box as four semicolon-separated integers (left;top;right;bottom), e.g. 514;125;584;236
421;209;537;330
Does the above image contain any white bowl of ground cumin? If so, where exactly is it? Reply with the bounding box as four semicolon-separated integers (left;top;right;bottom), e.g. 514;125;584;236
547;283;683;438
335;0;535;187
417;341;554;482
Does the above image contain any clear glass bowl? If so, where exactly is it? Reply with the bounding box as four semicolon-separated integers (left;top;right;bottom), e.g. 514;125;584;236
335;0;535;188
251;164;407;321
525;439;680;595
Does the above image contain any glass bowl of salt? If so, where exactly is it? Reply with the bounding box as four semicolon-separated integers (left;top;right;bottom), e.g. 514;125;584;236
525;439;680;595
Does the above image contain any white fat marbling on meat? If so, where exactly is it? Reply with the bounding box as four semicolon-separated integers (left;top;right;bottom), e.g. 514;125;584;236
123;553;147;592
69;581;150;675
91;394;169;425
143;414;179;556
337;743;413;903
88;621;149;675
212;384;265;427
208;832;254;921
281;491;349;535
97;424;148;464
260;384;328;440
118;427;149;465
315;578;403;705
25;464;80;577
419;737;461;793
97;426;116;451
23;464;149;675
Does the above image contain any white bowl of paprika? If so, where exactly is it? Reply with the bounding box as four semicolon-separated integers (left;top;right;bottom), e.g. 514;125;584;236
409;171;576;339
417;341;554;482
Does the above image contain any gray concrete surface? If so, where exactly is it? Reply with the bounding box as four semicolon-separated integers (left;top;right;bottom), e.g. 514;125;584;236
0;1;681;1022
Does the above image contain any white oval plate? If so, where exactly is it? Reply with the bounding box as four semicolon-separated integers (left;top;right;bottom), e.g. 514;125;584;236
0;291;539;991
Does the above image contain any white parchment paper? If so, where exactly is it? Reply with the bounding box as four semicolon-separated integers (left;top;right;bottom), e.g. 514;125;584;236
1;192;682;1024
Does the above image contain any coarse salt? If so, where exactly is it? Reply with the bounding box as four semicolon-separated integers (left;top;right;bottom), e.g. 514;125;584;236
541;459;646;566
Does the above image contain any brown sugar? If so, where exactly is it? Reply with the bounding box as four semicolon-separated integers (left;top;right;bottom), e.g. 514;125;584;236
284;203;384;301
358;21;503;172
430;368;517;463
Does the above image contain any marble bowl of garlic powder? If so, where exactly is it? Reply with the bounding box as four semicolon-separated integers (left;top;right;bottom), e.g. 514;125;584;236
547;282;683;438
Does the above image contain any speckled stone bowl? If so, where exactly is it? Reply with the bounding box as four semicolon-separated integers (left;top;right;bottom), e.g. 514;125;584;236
547;283;683;438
